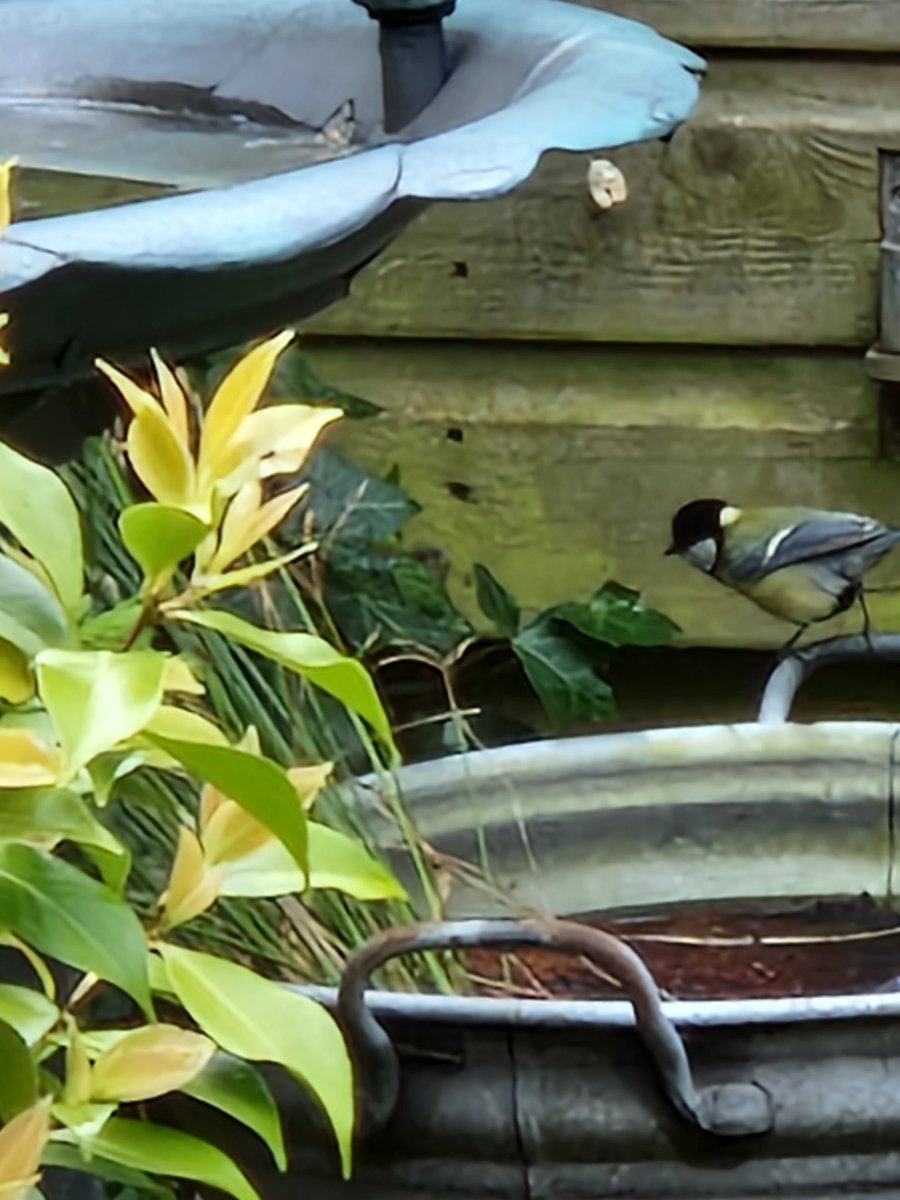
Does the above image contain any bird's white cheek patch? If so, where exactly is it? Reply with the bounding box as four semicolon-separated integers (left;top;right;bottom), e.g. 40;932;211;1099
685;538;717;573
719;505;742;527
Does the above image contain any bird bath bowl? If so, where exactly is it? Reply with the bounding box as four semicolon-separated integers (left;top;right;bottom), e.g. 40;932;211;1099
223;641;900;1199
0;0;702;394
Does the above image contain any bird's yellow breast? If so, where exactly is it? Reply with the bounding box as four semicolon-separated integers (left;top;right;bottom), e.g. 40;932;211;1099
733;566;842;624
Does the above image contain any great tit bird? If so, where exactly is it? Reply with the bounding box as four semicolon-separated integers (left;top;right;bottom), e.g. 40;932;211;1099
665;499;900;648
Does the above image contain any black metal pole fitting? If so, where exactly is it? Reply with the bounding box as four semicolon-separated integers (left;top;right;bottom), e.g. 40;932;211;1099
352;0;457;134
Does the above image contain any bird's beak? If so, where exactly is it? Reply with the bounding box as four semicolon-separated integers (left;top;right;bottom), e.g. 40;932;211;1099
664;544;676;557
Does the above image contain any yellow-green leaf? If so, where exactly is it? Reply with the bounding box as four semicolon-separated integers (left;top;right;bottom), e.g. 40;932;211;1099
210;481;307;573
0;641;32;704
51;1102;116;1147
96;361;195;511
160;944;353;1177
173;609;396;758
0;555;69;659
149;738;307;879
0;441;82;614
64;1020;92;1106
119;505;208;584
0;731;59;788
0;1019;37;1120
91;1025;214;1103
199;331;295;478
193;545;313;597
160;657;204;696
72;1119;261;1200
0;1097;50;1200
160;827;221;931
216;823;405;902
141;706;227;748
0;788;129;892
150;350;190;447
36;649;166;778
0;845;152;1019
182;1054;286;1173
0;988;57;1049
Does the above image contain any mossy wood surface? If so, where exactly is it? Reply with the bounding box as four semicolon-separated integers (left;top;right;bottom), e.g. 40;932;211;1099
582;0;900;51
308;57;896;348
312;339;900;649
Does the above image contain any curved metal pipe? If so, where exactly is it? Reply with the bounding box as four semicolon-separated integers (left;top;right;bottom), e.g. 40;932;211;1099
757;633;900;724
338;917;773;1141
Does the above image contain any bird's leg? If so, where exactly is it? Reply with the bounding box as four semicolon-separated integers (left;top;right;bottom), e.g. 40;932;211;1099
777;624;808;661
859;590;878;656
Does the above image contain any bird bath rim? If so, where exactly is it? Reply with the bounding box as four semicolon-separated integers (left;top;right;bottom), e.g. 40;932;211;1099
0;0;703;394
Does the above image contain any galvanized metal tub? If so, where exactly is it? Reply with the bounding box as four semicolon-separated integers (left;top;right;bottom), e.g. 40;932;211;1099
209;676;900;1198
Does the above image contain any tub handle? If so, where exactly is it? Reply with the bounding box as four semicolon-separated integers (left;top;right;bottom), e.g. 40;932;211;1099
337;916;773;1140
757;632;900;725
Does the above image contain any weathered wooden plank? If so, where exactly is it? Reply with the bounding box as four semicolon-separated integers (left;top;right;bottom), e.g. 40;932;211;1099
307;58;896;347
582;0;900;52
309;338;900;649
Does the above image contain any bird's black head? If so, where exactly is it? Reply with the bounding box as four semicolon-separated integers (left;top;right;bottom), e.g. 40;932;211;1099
665;498;729;556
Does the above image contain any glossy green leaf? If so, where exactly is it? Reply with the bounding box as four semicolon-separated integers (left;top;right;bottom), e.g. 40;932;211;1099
42;1144;176;1200
0;555;69;658
0;440;83;613
36;649;166;778
0;844;152;1018
173;608;396;758
551;581;680;648
78;599;144;652
86;753;146;808
52;1102;116;1146
218;823;405;902
183;1053;286;1171
307;824;406;900
160;943;353;1177
148;738;307;877
119;505;208;582
0;789;129;892
473;564;520;639
512;616;615;728
0;985;59;1047
56;1119;261;1200
0;1017;37;1120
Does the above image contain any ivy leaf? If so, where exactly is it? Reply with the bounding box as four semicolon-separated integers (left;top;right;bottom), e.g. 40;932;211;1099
285;448;417;551
325;552;470;655
0;844;152;1018
551;581;680;647
0;1018;37;1121
182;1053;286;1172
512;615;615;727
160;943;353;1178
270;352;381;420
56;1119;261;1200
473;564;520;638
172;609;396;759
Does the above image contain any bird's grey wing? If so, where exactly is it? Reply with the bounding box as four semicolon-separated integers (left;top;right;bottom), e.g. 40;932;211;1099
753;513;896;575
